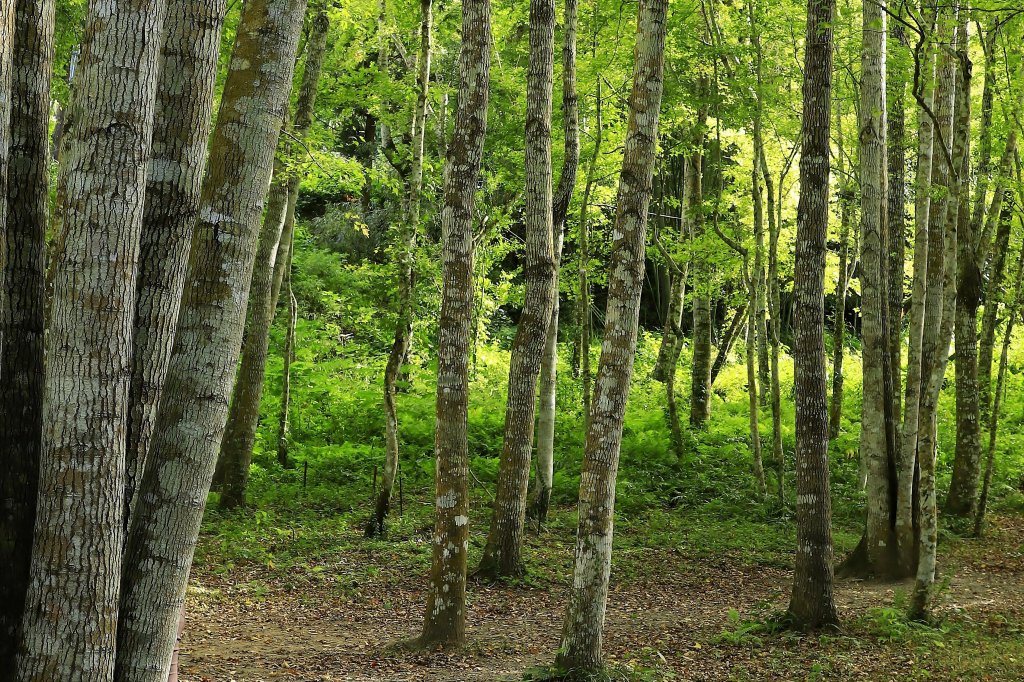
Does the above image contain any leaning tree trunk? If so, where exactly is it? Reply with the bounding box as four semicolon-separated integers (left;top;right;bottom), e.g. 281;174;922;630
369;0;433;536
114;0;307;677
477;0;557;580
528;0;579;526
220;10;329;511
15;0;166;675
554;0;667;671
912;12;967;621
125;0;227;531
786;0;838;630
276;242;297;468
418;0;490;648
0;0;52;669
975;243;1024;537
709;300;746;386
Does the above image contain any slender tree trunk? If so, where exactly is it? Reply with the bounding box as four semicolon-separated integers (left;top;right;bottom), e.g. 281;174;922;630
578;80;601;426
528;0;579;526
115;0;307;676
277;244;297;468
709;300;746;385
975;242;1024;536
15;0;166;674
370;0;433;536
689;137;712;427
477;0;557;579
745;309;767;497
554;0;667;670
976;134;1017;429
0;0;52;668
418;0;490;647
219;10;329;511
859;0;901;578
829;100;853;441
125;0;227;531
912;11;967;620
786;0;838;630
887;19;907;432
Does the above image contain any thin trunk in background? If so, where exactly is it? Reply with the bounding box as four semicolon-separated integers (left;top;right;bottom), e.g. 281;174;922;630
419;0;490;647
689;85;712;429
829;99;854;441
554;0;668;669
15;0;166;674
529;0;579;526
370;0;433;536
0;0;53;668
219;10;330;511
786;0;838;630
578;79;602;426
277;240;298;467
115;0;308;675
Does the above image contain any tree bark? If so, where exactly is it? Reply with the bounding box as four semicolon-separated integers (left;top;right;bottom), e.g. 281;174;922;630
689;128;712;427
528;0;579;526
15;0;166;674
577;79;601;424
477;0;557;580
554;0;667;670
370;0;433;536
219;10;329;511
828;99;854;441
125;0;227;531
115;0;307;676
0;0;52;669
786;0;838;630
277;243;297;468
418;0;490;648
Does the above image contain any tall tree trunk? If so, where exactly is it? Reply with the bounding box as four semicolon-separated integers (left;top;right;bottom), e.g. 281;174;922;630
125;0;227;531
976;134;1017;430
553;0;667;670
0;0;52;668
689;141;712;427
369;0;433;536
859;0;901;578
786;0;838;630
745;308;767;497
528;0;579;526
829;99;853;441
115;0;307;675
577;79;601;424
418;0;490;648
912;10;967;621
277;243;297;468
975;242;1024;537
896;28;937;575
477;0;557;580
15;0;166;674
219;10;329;511
887;18;908;433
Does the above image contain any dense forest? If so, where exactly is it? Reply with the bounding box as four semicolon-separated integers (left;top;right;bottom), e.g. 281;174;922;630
1;0;1024;678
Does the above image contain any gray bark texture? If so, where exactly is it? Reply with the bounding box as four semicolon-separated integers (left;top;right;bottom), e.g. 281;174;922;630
114;0;307;676
0;0;52;670
554;0;668;672
15;0;167;675
419;0;490;648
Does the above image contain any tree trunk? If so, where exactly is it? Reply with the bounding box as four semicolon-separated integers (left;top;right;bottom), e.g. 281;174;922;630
0;0;52;669
577;79;601;424
125;0;227;531
528;0;579;526
418;0;490;648
887;19;907;435
219;10;328;511
15;0;166;674
477;0;557;580
786;0;838;630
828;99;853;441
709;300;746;386
370;0;433;536
975;243;1024;537
277;244;297;468
745;312;767;497
553;0;667;670
859;0;901;578
115;0;307;676
912;11;967;621
689;93;711;428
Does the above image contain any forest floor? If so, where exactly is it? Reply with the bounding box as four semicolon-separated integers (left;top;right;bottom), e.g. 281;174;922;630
180;507;1024;682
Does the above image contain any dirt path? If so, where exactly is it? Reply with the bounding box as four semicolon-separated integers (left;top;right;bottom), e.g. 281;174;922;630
180;515;1024;681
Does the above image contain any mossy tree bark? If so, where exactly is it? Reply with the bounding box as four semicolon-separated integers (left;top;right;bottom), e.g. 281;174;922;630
419;0;490;648
115;0;307;676
0;0;52;669
219;9;329;511
15;0;167;674
786;0;839;630
554;0;668;671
